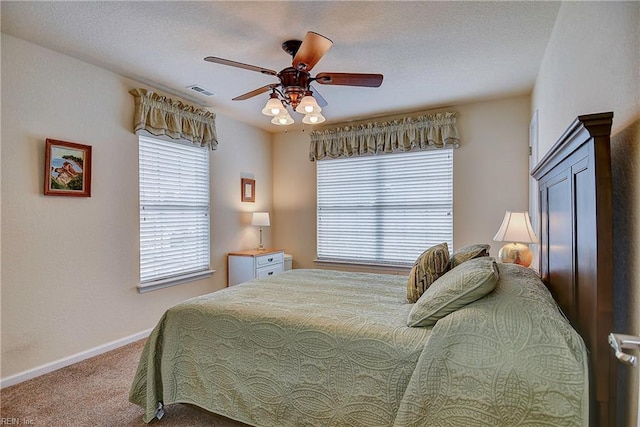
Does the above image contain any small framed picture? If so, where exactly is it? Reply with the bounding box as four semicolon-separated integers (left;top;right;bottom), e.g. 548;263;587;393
44;139;92;197
241;178;255;202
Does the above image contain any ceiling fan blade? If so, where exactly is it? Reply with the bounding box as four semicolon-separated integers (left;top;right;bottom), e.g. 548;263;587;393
204;56;278;76
292;32;333;72
309;84;328;108
315;72;383;87
232;84;279;101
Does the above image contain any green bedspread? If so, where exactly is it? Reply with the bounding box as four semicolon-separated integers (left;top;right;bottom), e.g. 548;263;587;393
130;266;588;426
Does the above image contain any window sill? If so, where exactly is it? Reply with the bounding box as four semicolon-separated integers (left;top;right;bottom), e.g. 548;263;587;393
314;259;412;274
138;269;215;293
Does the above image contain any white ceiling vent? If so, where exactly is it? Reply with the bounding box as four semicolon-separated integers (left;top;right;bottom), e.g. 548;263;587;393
187;84;215;97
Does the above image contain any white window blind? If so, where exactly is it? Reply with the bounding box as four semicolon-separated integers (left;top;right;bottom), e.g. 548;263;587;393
317;149;453;266
138;136;211;290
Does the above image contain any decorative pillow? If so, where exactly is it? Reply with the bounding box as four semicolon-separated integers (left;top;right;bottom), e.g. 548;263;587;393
451;243;490;268
407;257;499;327
407;242;450;303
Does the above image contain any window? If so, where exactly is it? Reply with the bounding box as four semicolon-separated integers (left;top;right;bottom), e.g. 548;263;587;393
138;136;211;292
316;149;453;266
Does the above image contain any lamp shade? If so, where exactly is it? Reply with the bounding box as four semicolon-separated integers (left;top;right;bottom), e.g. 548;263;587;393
271;113;294;126
295;95;321;114
302;112;326;124
251;212;270;227
493;211;538;243
261;95;285;117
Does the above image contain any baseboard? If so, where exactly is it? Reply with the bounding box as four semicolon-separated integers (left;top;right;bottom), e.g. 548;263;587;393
0;328;153;389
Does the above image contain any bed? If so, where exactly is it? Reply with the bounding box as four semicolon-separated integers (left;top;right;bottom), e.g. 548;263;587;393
130;112;615;426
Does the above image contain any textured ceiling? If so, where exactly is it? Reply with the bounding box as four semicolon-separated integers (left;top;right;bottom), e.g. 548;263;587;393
1;1;561;132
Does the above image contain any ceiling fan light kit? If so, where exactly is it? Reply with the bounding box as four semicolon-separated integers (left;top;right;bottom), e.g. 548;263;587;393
204;31;383;127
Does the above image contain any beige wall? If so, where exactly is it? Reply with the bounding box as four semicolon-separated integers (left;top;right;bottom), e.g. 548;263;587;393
532;2;640;425
272;95;532;274
0;34;273;381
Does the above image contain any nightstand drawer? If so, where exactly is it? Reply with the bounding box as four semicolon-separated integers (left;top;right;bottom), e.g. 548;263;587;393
256;263;283;279
256;252;283;267
227;249;285;286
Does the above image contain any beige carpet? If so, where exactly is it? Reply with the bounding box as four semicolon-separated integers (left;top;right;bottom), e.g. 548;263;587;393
0;339;250;426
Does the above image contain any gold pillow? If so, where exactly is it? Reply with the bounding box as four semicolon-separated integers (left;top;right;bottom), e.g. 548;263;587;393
451;243;490;268
407;242;450;303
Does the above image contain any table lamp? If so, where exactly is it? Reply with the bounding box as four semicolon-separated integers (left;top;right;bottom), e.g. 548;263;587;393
493;211;538;267
251;212;270;250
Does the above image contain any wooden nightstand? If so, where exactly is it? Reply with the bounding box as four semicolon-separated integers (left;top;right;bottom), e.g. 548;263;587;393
227;249;284;286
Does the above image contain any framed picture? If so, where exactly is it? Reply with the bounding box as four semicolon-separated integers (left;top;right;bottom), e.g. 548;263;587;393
44;139;92;197
241;178;255;202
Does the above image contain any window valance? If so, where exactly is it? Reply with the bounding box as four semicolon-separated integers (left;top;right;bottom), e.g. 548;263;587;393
309;112;459;161
129;88;218;150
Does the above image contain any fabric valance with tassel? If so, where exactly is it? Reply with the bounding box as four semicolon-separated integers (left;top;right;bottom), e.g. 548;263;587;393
129;88;218;150
309;112;459;161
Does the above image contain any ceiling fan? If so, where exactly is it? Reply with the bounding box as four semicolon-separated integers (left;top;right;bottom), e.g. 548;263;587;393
204;31;383;125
